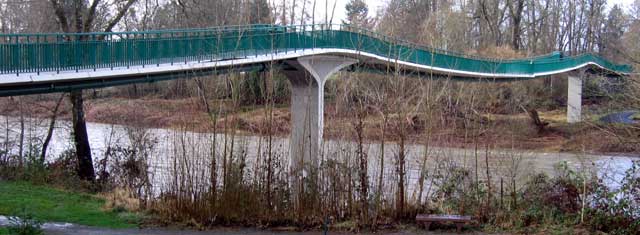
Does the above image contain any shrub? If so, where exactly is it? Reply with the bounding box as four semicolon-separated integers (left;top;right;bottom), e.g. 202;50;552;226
587;160;640;234
46;149;83;189
7;211;43;235
430;161;485;219
21;148;47;185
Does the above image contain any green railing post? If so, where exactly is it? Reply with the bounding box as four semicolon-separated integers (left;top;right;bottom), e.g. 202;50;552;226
0;24;631;79
156;33;161;66
125;33;130;69
14;35;19;76
92;34;96;71
109;34;114;70
170;32;174;65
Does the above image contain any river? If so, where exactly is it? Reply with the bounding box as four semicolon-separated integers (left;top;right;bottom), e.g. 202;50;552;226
1;115;636;197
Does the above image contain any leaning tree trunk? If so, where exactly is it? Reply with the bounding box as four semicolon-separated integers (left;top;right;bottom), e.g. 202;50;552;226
40;94;65;163
70;90;95;181
49;0;138;183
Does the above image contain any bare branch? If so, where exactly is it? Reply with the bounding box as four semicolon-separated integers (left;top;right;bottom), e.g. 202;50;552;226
102;0;137;33
82;0;102;32
49;0;71;33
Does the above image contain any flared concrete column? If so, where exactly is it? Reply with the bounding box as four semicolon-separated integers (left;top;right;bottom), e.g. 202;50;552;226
283;55;357;193
567;74;583;123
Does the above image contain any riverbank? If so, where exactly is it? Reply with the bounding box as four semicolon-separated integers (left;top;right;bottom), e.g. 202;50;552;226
0;121;638;234
1;173;636;235
1;93;638;234
1;96;638;154
0;181;480;234
0;181;140;229
0;181;593;235
1;220;484;235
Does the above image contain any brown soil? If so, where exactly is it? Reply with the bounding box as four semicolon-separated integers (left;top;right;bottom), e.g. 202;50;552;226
1;96;637;154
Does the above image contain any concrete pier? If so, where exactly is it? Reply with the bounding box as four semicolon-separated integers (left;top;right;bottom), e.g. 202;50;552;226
283;56;357;196
567;74;583;123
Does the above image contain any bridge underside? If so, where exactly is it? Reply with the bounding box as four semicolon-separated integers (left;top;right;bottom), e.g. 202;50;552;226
0;49;619;96
0;64;268;97
0;48;608;128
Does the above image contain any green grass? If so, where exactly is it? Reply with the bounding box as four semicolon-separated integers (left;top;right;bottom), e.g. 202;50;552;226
0;181;139;229
0;227;8;235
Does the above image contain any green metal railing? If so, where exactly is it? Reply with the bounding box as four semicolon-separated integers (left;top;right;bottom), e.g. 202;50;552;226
0;24;632;77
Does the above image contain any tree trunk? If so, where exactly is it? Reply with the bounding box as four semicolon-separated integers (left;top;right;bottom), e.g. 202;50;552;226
509;0;524;50
40;94;65;163
18;104;24;168
70;90;95;181
48;0;137;182
355;110;368;225
396;134;406;218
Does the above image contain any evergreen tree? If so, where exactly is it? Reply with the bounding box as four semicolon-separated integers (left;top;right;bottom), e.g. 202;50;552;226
344;0;370;27
601;4;625;59
249;0;272;24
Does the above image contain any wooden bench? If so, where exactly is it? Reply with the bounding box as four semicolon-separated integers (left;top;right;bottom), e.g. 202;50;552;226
416;214;473;233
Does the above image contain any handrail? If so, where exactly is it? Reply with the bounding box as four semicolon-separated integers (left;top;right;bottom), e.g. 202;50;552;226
0;24;632;76
0;24;579;61
0;24;613;62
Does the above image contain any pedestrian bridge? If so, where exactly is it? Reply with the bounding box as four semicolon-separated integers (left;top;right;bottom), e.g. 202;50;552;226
0;24;632;174
0;24;630;92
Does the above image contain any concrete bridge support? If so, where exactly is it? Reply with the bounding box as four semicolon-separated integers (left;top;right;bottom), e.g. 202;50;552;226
283;55;357;198
567;74;583;123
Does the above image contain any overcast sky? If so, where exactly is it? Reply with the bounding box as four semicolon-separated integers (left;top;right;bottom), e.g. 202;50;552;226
306;0;636;23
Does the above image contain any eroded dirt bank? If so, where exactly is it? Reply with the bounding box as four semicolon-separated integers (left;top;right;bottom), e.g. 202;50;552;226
1;96;638;154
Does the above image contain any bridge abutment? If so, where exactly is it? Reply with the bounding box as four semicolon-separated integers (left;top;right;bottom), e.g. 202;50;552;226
567;73;583;123
283;55;357;201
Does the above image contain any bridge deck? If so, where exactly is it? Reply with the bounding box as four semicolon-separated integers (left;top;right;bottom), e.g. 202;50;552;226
0;24;632;96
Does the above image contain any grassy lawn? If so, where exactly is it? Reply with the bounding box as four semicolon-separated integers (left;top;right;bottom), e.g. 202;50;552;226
0;181;139;229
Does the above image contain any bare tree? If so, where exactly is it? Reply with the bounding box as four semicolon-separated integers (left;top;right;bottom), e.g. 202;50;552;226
507;0;525;50
49;0;138;181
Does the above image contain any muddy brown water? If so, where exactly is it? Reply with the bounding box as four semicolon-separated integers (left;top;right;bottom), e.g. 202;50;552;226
1;116;636;198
